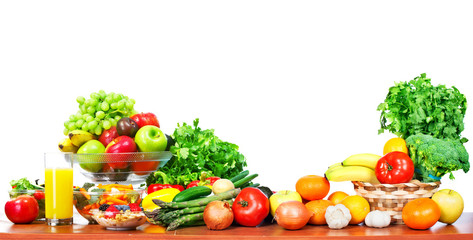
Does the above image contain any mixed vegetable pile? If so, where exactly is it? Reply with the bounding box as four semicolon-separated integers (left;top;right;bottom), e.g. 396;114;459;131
5;74;471;233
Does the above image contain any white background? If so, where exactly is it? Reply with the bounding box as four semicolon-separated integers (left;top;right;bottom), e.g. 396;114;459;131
1;0;472;220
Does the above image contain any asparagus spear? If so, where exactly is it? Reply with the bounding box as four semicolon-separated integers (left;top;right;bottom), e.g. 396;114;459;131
159;205;206;222
166;212;204;231
153;188;240;209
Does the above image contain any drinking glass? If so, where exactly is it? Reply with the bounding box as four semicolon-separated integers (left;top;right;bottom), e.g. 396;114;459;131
44;152;74;226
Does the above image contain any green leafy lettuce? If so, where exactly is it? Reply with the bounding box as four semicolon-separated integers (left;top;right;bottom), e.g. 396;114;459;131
146;118;247;187
378;73;468;142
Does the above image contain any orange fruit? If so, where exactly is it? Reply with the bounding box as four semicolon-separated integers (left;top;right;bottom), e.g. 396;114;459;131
327;191;349;205
305;200;334;225
341;195;370;225
295;175;330;201
402;198;440;230
383;137;408;155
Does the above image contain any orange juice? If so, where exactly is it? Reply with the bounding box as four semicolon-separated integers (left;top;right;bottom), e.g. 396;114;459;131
45;168;73;219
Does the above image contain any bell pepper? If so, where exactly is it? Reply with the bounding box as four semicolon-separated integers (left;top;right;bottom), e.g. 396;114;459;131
147;171;185;194
186;172;221;189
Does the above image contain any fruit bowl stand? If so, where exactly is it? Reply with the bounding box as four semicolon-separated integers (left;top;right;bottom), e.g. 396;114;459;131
1;212;473;240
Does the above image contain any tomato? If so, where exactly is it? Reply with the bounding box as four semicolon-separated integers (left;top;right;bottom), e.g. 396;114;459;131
131;112;160;129
4;195;39;224
232;187;270;227
375;151;414;184
402;198;440;229
33;190;45;201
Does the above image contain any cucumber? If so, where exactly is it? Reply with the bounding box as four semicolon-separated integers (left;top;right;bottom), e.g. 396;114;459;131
245;183;260;188
230;170;250;183
172;186;212;202
233;173;258;188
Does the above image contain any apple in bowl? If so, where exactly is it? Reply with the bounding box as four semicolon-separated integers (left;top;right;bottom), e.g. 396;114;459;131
105;136;137;169
134;126;167;152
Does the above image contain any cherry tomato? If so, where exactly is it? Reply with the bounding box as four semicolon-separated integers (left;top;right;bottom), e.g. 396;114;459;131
375;151;414;184
4;195;39;224
232;187;270;227
130;112;160;129
33;190;45;201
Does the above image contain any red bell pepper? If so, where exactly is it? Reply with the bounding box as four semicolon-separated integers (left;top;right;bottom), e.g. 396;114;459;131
147;184;184;194
147;171;185;194
186;172;221;189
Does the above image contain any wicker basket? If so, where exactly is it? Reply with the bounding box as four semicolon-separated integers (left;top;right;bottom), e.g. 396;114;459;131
352;180;440;224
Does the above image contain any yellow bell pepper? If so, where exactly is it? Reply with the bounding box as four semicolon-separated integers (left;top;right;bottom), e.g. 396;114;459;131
142;188;181;212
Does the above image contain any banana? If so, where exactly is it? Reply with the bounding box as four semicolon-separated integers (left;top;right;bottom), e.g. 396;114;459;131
68;130;95;147
58;138;79;153
325;165;380;184
342;153;382;170
325;162;343;175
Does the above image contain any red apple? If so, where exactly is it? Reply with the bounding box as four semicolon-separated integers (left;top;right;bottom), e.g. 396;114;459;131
99;126;119;147
5;195;39;224
105;136;137;169
130;112;160;128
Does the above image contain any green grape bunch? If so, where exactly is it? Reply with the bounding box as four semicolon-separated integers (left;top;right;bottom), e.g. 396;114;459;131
63;90;137;136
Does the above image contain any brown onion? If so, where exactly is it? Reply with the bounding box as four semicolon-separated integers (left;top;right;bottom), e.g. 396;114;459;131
274;201;313;230
203;201;234;230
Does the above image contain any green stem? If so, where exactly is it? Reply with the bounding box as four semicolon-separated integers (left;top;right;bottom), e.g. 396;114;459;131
153;171;169;184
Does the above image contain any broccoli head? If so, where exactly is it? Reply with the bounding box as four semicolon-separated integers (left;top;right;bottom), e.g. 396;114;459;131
405;134;469;182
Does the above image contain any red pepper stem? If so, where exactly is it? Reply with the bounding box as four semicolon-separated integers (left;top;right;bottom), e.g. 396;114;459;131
153;171;169;184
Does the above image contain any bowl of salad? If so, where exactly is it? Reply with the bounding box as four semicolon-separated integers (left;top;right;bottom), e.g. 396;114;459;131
73;183;144;224
91;204;147;230
73;151;171;185
8;178;45;221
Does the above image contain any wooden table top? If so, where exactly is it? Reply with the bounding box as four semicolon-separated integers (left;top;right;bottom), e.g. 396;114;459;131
1;212;472;240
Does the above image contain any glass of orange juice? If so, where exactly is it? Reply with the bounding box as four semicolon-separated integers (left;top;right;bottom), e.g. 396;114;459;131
44;152;74;226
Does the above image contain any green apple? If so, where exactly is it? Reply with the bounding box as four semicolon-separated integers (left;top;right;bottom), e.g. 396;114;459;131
269;190;302;216
431;189;464;224
77;140;105;173
134;126;167;152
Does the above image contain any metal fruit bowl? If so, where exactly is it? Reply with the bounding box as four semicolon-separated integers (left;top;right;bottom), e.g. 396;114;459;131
73;151;171;184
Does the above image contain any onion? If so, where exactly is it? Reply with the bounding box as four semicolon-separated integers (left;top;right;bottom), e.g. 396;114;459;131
212;179;235;195
274;201;313;230
203;201;234;230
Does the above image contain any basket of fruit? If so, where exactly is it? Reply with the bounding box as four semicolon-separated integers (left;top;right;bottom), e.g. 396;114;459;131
352;180;440;224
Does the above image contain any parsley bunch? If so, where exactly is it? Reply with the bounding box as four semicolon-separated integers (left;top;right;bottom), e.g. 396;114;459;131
377;73;468;142
146;118;247;187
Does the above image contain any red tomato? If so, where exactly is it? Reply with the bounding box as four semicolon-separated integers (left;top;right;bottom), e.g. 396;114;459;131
33;190;45;201
4;195;39;224
131;112;160;128
375;151;414;184
232;187;270;227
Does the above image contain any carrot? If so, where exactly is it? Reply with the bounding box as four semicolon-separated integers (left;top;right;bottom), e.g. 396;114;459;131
105;196;128;205
80;188;91;200
102;184;133;190
83;204;92;211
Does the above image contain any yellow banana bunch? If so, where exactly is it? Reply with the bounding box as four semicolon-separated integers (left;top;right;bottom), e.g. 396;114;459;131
58;130;96;153
324;153;382;184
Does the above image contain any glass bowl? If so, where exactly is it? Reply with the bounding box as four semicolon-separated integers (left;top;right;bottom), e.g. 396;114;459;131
8;189;45;221
73;184;144;224
91;208;147;230
73;151;171;185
